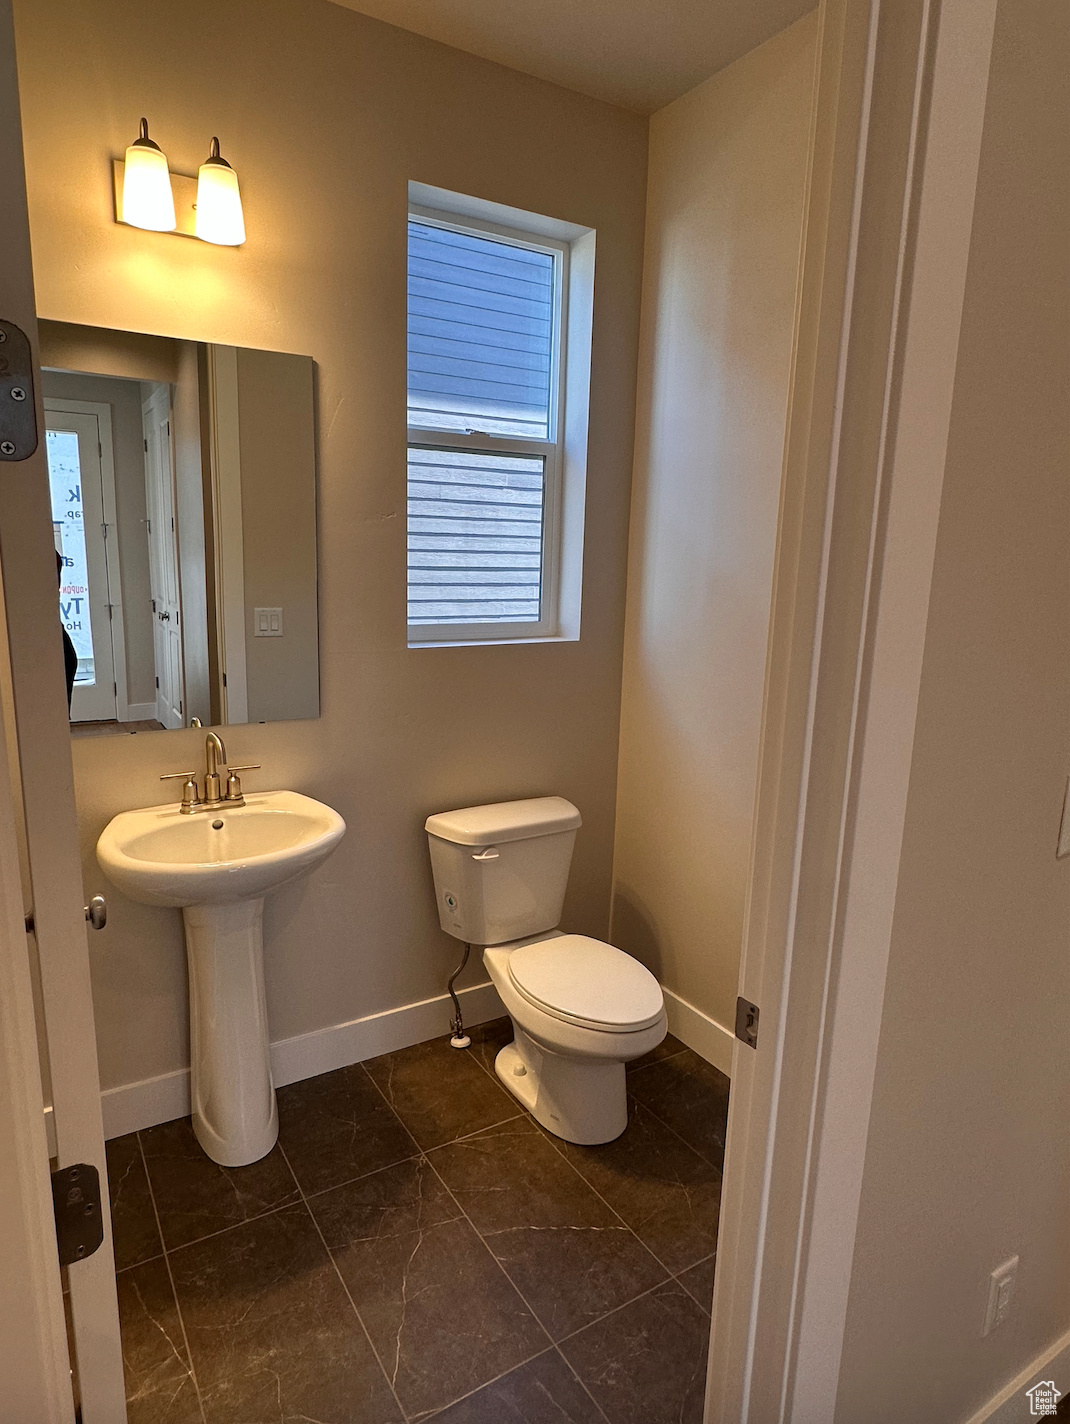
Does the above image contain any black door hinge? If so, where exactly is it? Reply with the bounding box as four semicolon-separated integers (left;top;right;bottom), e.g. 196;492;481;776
51;1163;104;1266
735;996;760;1049
0;321;39;462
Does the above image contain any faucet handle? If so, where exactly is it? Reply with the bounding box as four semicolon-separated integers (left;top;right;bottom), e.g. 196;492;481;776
224;765;260;802
160;771;201;810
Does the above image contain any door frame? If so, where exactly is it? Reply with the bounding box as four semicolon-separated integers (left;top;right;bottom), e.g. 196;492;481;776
0;0;126;1416
44;395;134;724
705;0;999;1418
142;380;186;728
206;343;249;723
0;660;73;1419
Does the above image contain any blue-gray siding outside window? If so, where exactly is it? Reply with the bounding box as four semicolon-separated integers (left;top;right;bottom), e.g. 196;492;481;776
408;221;555;438
407;448;544;624
407;219;557;627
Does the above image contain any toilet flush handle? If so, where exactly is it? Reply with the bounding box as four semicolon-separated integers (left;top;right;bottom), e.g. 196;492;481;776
471;847;500;861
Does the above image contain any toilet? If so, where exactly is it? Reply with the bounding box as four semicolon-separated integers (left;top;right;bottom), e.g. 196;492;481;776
425;796;666;1144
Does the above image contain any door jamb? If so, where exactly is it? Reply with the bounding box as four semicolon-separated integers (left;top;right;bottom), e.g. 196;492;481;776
705;0;999;1418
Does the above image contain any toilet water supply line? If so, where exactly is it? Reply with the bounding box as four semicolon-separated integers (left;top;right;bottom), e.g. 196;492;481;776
448;942;472;1048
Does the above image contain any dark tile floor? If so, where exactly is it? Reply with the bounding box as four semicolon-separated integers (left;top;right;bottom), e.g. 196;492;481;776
106;1021;729;1424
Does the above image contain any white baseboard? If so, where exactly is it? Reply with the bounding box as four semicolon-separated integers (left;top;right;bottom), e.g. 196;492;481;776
662;987;734;1077
100;977;730;1139
964;1328;1070;1424
120;702;157;722
100;979;505;1140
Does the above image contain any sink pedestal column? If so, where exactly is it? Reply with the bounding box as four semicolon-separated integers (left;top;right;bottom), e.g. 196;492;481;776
182;897;278;1167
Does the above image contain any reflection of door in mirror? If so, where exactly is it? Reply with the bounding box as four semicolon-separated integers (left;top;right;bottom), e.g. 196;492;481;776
42;368;170;736
44;402;119;722
142;385;184;729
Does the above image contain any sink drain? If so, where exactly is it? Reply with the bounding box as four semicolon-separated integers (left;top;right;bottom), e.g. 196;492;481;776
212;819;224;830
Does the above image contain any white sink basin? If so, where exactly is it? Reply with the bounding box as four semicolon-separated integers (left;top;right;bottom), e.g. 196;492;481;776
97;790;346;908
96;788;345;1168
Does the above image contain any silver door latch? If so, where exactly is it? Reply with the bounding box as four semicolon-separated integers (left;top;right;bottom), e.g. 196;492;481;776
735;996;760;1049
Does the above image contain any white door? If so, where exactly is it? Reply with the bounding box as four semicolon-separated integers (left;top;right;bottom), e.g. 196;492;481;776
43;406;119;722
0;1;126;1418
142;385;184;728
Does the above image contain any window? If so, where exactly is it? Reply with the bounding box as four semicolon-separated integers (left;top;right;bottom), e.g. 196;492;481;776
407;192;591;645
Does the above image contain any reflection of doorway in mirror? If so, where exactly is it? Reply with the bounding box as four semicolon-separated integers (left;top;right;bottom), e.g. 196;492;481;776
44;404;120;722
142;384;185;729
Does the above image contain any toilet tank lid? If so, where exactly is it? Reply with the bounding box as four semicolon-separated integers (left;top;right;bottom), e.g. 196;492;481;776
425;796;581;846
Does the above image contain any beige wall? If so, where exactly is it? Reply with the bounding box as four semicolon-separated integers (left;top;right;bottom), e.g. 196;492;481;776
38;320;180;386
235;348;319;724
835;0;1070;1416
14;0;646;1092
610;13;816;1032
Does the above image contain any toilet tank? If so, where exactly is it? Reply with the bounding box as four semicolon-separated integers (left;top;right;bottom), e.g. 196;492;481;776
425;797;582;945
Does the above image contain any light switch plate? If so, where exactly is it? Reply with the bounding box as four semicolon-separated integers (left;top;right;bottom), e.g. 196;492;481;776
983;1255;1018;1336
254;607;283;637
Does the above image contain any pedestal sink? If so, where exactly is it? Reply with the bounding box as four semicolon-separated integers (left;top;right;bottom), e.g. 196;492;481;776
97;791;345;1167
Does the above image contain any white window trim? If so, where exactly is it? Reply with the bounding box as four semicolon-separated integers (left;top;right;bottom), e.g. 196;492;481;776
406;187;593;648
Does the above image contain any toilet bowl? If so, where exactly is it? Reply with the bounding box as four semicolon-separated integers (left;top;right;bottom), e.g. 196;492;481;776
425;796;667;1144
485;932;666;1143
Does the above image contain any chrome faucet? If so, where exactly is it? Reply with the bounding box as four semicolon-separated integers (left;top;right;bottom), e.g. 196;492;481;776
160;732;261;814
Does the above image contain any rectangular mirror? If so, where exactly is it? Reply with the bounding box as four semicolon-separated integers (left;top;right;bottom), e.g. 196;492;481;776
38;321;319;736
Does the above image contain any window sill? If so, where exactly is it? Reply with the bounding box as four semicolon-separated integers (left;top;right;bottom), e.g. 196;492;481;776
407;631;579;650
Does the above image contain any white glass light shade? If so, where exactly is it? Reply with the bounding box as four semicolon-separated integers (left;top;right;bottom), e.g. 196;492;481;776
195;142;245;246
122;122;176;232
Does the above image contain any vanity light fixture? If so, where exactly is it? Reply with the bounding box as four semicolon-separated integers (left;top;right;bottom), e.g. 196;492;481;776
121;118;176;232
195;137;246;246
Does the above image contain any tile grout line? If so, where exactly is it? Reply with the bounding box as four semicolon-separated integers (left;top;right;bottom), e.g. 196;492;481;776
674;1253;716;1314
465;1026;719;1326
359;1046;613;1421
466;1030;701;1292
625;1053;730;1172
533;1111;685;1283
135;1132;208;1424
134;1067;525;1261
625;1080;726;1174
431;1126;689;1369
359;1050;522;1147
149;1192;305;1256
419;1125;623;1424
114;1249;167;1274
276;1138;412;1424
415;1344;563;1424
553;1273;675;1353
418;1152;605;1420
549;1342;616;1424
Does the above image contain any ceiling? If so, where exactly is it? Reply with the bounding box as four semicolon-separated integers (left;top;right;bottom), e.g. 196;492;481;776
326;0;814;114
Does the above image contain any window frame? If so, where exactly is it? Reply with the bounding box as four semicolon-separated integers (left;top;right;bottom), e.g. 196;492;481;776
406;202;571;646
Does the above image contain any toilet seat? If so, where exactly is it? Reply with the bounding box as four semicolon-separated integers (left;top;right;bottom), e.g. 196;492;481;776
507;934;664;1033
